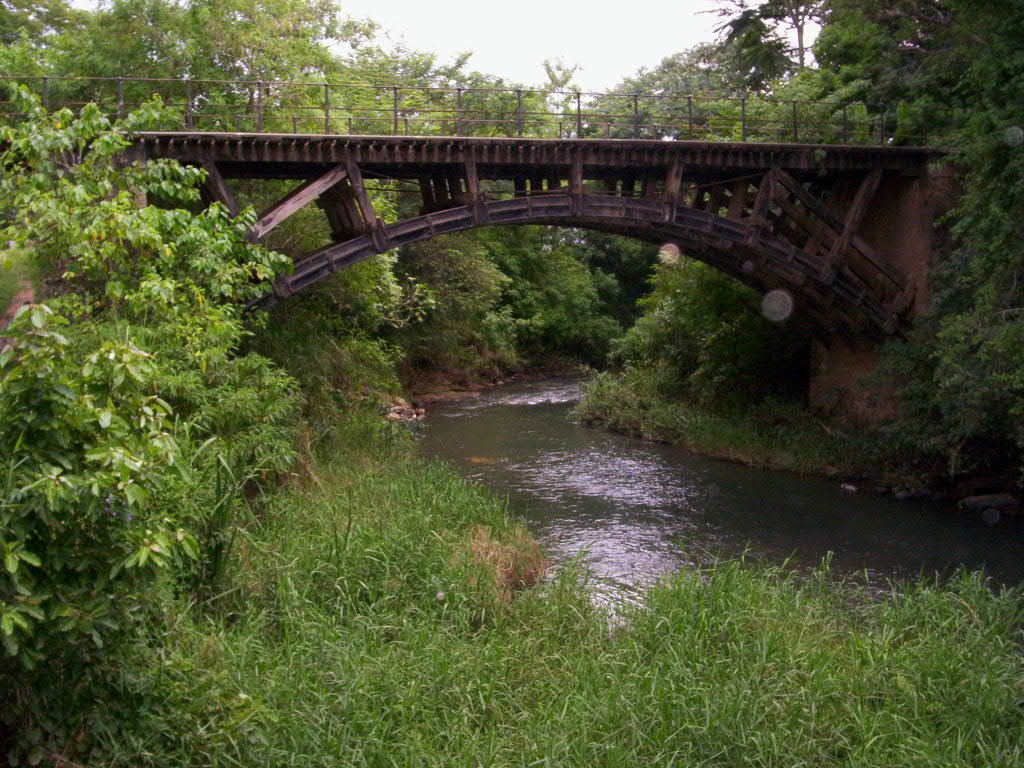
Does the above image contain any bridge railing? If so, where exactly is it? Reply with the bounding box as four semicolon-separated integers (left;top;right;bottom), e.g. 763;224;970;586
0;75;954;146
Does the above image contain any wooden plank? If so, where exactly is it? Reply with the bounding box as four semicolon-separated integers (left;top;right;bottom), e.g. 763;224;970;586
827;168;882;268
251;164;348;240
201;161;239;218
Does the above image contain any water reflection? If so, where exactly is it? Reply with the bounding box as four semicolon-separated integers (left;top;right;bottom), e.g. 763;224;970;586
419;380;1024;601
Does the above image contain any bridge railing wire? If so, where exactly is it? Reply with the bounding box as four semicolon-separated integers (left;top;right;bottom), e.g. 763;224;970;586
0;75;955;146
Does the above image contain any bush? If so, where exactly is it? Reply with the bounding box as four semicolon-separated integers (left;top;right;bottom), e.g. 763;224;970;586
0;87;299;760
609;258;809;407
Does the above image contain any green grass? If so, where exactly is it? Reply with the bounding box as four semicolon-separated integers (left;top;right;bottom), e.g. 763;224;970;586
574;370;869;477
0;249;39;318
78;410;1024;767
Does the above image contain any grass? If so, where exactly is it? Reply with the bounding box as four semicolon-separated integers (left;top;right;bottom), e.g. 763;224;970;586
81;409;1024;767
574;370;870;477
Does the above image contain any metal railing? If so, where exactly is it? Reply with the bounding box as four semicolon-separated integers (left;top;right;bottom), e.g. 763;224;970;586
0;75;956;146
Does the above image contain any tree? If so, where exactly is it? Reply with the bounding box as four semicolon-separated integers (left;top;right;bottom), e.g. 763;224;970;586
711;0;824;88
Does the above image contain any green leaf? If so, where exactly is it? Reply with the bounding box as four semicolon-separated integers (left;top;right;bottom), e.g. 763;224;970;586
4;554;17;575
98;409;112;429
125;484;148;508
18;550;40;568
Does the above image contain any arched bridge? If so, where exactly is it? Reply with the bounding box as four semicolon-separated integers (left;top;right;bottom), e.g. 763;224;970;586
132;131;956;420
135;132;950;348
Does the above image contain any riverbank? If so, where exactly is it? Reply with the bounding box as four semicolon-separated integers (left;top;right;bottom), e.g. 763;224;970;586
575;371;873;480
77;410;1024;765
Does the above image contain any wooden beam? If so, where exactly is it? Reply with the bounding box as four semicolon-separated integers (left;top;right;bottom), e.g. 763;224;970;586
345;160;389;252
201;161;239;218
664;161;684;205
464;157;487;225
319;183;364;240
726;180;750;220
250;164;348;240
570;156;584;216
827;168;883;268
418;177;436;214
748;170;777;227
345;160;377;227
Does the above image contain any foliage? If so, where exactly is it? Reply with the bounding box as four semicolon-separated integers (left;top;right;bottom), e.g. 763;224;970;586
608;258;809;407
575;369;864;475
840;2;1024;485
0;88;300;760
53;424;1024;766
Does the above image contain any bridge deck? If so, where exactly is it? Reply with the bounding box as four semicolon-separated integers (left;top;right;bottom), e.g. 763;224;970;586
135;133;947;179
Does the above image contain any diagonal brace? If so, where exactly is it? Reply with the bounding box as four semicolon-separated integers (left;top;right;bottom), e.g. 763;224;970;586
250;164;349;240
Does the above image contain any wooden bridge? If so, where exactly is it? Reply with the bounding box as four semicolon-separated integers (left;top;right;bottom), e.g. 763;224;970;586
131;130;953;418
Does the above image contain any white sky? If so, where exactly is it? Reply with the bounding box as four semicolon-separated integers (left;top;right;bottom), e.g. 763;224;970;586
340;0;725;91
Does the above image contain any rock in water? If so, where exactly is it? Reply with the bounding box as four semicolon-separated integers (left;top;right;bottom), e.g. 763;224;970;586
958;494;1019;524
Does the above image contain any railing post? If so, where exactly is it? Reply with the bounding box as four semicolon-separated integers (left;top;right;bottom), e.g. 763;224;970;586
575;91;582;138
185;78;194;129
842;104;848;144
324;83;330;133
516;89;523;136
42;76;49;109
633;94;640;138
740;96;747;141
792;100;798;142
456;87;463;136
117;77;124;120
687;95;693;138
392;86;399;135
256;81;264;132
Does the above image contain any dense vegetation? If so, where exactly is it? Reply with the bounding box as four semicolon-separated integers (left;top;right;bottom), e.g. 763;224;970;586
2;0;1023;763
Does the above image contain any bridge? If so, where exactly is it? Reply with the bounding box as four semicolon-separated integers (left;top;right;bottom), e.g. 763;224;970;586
3;76;955;418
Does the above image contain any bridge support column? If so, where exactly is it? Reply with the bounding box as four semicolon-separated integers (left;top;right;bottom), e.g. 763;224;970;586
809;339;896;425
808;168;956;425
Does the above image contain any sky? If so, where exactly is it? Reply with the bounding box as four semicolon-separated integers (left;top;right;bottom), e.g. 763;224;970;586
339;0;726;92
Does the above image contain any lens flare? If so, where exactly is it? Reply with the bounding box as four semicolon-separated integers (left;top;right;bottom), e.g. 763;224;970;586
761;289;794;322
741;260;755;274
658;243;681;266
1005;126;1024;147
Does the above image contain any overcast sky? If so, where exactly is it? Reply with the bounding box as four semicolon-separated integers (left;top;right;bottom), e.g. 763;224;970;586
341;0;726;91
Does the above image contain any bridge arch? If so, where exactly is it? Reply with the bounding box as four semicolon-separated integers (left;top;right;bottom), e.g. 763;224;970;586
133;132;943;343
266;193;900;340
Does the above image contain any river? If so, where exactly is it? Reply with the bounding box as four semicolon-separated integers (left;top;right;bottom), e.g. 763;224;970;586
419;379;1024;603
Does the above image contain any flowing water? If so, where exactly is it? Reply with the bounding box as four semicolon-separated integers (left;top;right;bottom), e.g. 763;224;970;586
419;379;1024;603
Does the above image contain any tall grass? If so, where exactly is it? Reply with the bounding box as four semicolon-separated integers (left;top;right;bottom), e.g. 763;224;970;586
89;409;1024;767
575;370;868;476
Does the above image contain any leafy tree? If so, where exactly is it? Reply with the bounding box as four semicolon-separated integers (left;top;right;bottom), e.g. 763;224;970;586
0;0;81;45
711;0;824;89
0;87;298;758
